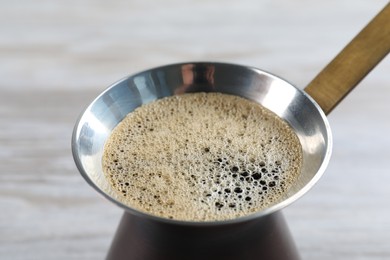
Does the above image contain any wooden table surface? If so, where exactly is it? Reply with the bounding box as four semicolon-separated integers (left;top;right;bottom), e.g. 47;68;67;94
1;0;389;259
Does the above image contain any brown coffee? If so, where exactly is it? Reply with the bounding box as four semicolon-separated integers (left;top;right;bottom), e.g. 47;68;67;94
102;92;302;221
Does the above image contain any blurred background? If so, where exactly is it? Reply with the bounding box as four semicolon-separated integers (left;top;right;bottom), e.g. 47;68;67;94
1;0;389;259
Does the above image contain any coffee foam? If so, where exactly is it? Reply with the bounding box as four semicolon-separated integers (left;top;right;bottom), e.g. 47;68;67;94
102;92;302;221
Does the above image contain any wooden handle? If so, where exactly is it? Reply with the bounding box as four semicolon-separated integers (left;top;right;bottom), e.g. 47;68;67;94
304;3;390;115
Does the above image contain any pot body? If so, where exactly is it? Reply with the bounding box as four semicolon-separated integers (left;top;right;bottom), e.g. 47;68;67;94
107;211;300;260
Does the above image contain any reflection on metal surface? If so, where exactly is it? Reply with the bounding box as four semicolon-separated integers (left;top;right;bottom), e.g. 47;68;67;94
261;80;297;117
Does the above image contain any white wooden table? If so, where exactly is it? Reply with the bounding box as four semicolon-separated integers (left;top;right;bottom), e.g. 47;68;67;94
1;0;389;259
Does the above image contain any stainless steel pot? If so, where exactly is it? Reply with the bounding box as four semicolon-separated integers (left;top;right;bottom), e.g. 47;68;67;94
72;62;332;222
71;3;389;260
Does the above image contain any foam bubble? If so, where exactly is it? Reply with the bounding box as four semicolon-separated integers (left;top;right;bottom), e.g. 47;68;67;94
102;92;302;221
